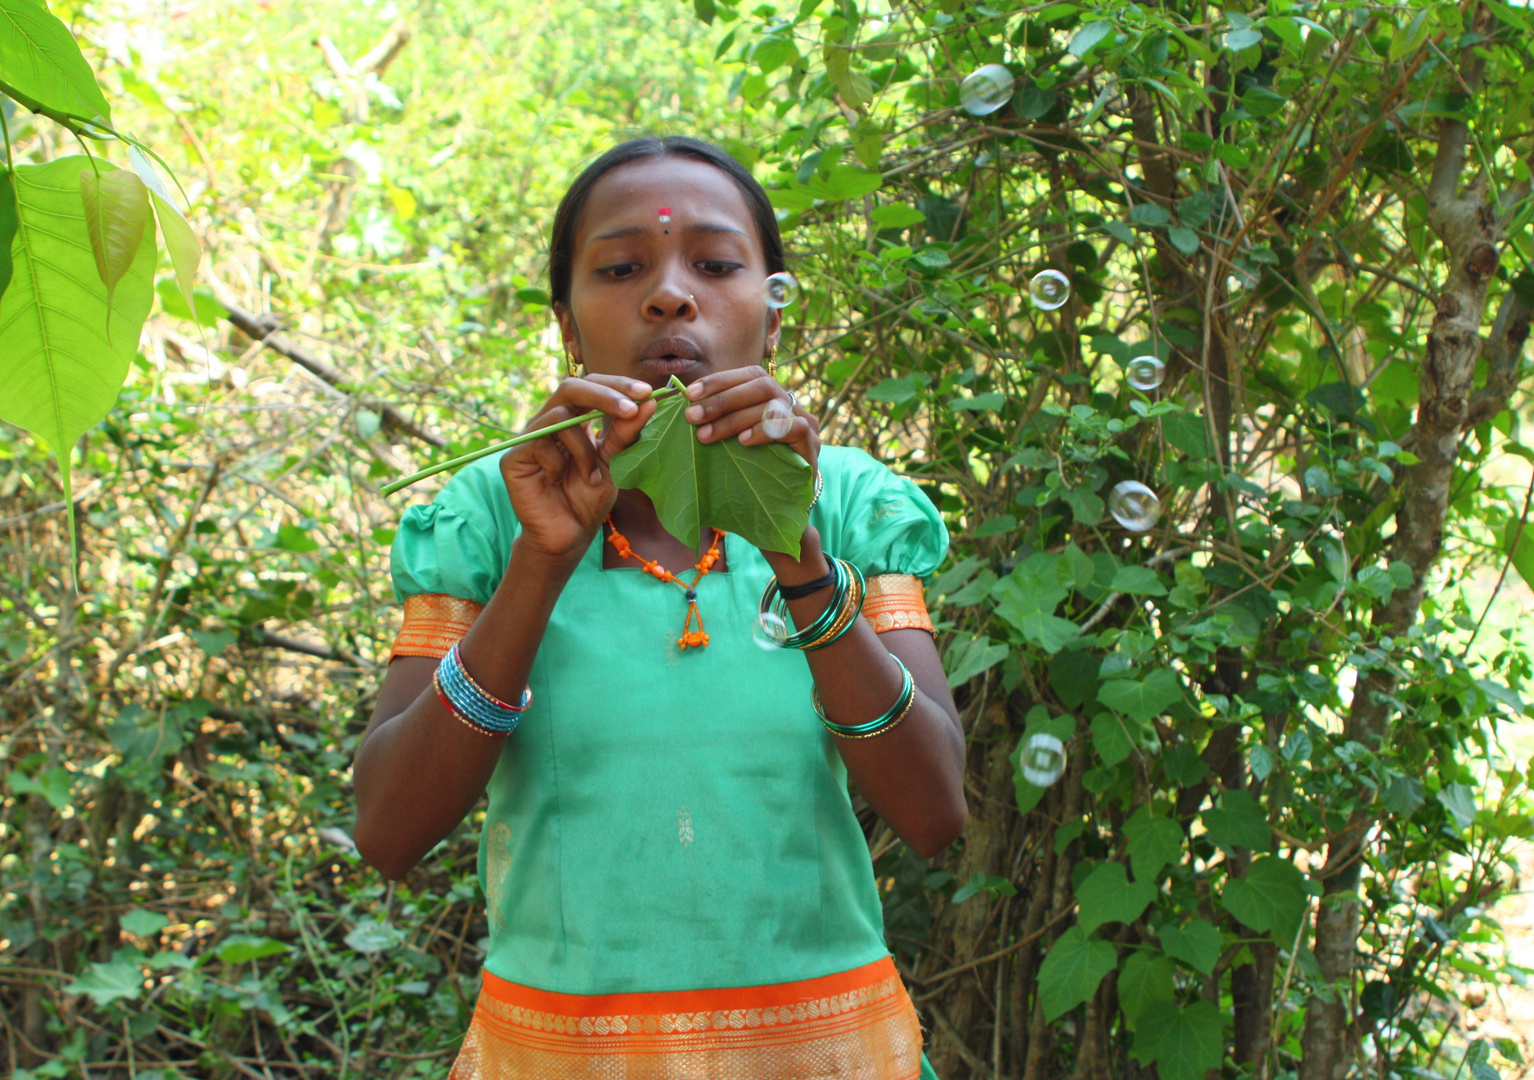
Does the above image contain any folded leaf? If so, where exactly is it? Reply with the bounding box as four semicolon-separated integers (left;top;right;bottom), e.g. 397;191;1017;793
80;166;149;315
609;385;814;557
128;146;202;320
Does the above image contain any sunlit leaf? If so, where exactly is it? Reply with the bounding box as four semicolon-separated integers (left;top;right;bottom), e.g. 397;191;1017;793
128;146;202;321
0;0;113;124
79;166;150;311
1220;855;1308;940
0;157;155;577
609;387;815;557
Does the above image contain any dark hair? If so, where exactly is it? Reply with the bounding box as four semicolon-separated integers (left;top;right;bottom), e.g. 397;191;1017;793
548;136;785;308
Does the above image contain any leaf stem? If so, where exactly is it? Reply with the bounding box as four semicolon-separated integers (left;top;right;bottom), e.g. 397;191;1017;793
380;380;686;497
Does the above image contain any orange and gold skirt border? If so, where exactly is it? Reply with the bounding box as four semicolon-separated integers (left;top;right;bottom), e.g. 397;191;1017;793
448;956;925;1079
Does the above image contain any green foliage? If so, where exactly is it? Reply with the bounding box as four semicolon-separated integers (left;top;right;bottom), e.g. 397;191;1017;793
609;380;815;556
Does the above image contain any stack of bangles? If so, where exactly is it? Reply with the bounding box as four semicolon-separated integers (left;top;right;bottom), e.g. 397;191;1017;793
760;557;917;740
433;642;532;738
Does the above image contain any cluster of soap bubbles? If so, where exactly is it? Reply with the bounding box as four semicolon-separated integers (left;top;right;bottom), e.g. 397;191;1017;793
763;272;800;309
1021;733;1067;787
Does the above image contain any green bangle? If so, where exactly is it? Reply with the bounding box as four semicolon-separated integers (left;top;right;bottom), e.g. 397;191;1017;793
762;558;850;650
813;657;916;739
803;560;865;652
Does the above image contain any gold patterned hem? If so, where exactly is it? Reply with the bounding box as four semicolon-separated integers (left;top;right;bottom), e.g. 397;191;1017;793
862;574;935;636
448;956;925;1079
388;593;484;662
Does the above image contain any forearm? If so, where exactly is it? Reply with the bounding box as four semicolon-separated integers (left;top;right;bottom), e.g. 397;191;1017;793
768;533;968;858
353;538;579;878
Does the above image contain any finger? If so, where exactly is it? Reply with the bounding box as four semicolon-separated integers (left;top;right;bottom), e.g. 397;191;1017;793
536;376;652;427
554;423;602;486
531;435;569;485
598;398;659;463
682;365;771;410
684;373;783;428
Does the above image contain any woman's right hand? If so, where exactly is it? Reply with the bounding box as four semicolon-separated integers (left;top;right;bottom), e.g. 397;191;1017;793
499;375;657;563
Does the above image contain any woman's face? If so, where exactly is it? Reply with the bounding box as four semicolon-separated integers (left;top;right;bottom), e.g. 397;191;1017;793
557;156;781;389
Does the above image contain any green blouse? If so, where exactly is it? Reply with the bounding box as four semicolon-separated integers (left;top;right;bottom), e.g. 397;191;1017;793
390;445;948;996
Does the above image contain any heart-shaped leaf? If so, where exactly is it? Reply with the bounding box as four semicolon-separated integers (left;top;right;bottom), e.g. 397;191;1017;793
1038;926;1116;1021
1076;860;1156;934
80;166;150;312
609;385;814;558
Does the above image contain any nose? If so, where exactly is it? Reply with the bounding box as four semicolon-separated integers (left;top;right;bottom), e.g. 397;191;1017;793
643;263;697;321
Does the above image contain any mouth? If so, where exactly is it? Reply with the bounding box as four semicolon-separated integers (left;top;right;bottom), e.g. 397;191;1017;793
638;337;705;378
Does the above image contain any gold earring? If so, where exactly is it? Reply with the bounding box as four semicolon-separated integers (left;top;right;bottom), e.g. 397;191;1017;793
565;346;582;378
767;342;779;379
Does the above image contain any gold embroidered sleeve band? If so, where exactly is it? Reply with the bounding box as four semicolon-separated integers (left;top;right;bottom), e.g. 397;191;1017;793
860;574;934;636
389;593;485;662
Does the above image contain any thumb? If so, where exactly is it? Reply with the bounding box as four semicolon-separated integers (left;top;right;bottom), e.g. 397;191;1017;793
598;399;658;464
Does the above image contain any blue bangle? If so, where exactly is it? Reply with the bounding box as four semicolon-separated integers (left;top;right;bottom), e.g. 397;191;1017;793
434;643;530;736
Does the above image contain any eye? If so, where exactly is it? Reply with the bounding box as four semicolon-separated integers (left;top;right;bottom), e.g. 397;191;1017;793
697;260;742;276
597;263;640;280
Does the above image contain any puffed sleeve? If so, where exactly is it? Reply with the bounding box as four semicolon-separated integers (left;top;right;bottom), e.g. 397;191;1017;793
813;445;949;579
388;455;519;660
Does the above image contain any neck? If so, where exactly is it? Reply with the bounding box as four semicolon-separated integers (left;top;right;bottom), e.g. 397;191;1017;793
611;487;662;530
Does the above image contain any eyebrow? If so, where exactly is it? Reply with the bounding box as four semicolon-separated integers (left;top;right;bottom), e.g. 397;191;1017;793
588;222;748;243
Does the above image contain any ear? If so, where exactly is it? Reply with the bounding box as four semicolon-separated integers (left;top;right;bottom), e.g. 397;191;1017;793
555;303;581;362
765;307;783;356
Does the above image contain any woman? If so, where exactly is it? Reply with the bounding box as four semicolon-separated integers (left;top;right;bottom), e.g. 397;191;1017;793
353;136;967;1079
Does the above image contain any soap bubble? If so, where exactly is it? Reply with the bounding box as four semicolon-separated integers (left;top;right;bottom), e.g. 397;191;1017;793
1020;733;1067;787
959;64;1015;116
763;272;800;309
1028;269;1071;310
1109;481;1161;532
762;398;795;440
752;611;789;650
1126;355;1166;391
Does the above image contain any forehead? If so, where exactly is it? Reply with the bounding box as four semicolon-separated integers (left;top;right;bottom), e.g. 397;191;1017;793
578;156;757;241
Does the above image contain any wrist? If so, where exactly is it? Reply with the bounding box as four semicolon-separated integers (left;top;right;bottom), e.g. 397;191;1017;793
763;526;832;587
508;534;585;585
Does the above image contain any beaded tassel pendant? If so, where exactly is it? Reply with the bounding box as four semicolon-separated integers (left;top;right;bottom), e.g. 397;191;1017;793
606;518;725;649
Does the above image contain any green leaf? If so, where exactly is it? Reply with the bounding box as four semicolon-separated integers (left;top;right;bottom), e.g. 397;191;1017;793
944;634;1009;687
9;766;72;810
79;166;149;314
1381;773;1425;818
1131;1000;1224;1080
1038;926;1117;1021
66;960;143;1006
344;919;405;955
119;908;170;938
1223;27;1263;50
610;386;815;558
216;934;290;963
1157;919;1223;974
1108;565;1167;595
156;279;222;326
1090;712;1136;767
1076;861;1156;934
129;147;202;324
1202;790;1272;853
1067;20;1112;58
692;0;715;23
1220;856;1307;940
189;629;236;656
871;203;926;229
0;168;14;307
0;0;113;125
1438;783;1477;830
1167;224;1200;255
823;164;882;200
1118;951;1175;1023
1130;203;1172;228
1124;808;1183;880
1097;668;1183;722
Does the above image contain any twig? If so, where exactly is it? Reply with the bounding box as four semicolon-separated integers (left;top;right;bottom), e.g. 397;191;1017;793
1077;546;1194;632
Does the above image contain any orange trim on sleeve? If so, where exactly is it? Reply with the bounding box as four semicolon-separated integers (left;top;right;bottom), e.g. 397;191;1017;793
861;574;934;635
388;593;485;662
448;955;924;1080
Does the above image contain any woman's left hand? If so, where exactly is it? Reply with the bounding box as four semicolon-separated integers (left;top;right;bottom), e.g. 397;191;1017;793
682;365;820;474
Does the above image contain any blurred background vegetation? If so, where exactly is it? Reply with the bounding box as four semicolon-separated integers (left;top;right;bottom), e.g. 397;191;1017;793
4;0;1534;1077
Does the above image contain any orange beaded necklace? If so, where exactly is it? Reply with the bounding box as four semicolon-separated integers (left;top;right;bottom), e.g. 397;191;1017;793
604;516;726;650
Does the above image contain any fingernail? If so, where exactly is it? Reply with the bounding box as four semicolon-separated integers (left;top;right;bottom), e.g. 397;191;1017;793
590;469;603;485
698;424;712;440
620;400;637;416
685;405;703;422
687;383;704;399
631;382;649;395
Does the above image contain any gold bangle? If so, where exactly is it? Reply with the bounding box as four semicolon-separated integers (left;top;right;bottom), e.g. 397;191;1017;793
812;670;919;740
801;560;863;651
